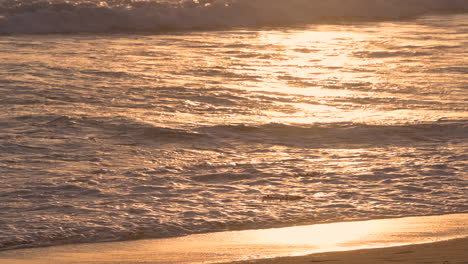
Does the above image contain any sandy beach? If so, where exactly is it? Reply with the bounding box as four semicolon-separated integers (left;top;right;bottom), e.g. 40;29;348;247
229;237;468;264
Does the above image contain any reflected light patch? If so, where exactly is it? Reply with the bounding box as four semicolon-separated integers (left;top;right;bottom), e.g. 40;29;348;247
248;221;375;247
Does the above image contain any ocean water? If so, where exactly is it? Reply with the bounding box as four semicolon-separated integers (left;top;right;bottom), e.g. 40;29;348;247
0;0;467;251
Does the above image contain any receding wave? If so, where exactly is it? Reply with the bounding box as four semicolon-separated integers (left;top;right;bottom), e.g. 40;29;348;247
0;0;467;34
1;117;466;251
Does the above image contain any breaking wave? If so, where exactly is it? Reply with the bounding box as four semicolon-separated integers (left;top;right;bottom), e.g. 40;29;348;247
1;0;467;34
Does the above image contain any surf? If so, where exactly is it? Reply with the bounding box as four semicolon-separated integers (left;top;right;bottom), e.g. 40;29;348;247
1;0;467;34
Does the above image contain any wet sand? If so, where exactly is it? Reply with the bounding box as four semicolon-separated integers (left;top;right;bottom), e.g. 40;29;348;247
0;214;466;264
229;237;468;264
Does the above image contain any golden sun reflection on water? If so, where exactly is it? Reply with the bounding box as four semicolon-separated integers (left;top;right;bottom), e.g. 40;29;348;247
258;28;368;78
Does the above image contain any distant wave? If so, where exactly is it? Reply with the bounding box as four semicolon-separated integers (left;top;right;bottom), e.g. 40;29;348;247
201;120;468;147
43;114;468;147
38;115;468;147
10;114;467;149
1;0;467;34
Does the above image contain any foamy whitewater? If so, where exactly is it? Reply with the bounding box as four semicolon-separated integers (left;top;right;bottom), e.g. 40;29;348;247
0;0;467;251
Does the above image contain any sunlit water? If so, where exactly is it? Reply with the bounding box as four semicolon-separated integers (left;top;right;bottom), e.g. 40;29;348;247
0;2;467;251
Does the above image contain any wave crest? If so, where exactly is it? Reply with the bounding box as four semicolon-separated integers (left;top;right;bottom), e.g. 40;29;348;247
1;0;467;34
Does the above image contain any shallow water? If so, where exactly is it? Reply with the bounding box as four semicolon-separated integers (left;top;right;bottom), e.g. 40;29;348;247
0;1;467;250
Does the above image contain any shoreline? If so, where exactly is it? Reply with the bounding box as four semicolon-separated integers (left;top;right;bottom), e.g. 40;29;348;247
0;213;466;264
227;237;468;264
0;213;458;253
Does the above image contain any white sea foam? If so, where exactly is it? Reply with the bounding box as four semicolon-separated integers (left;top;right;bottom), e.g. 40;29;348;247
0;0;467;34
